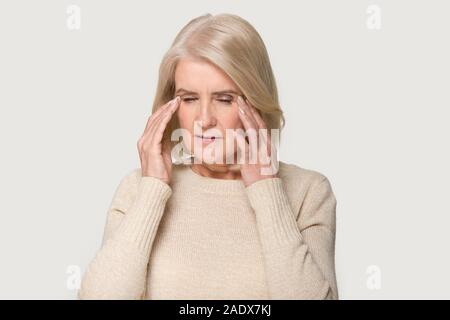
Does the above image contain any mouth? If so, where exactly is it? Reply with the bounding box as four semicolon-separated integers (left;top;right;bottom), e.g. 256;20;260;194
195;135;222;142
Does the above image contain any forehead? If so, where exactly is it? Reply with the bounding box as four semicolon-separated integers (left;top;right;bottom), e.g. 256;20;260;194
174;57;239;93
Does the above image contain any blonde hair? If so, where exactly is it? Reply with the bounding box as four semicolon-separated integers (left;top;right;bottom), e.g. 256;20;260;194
152;13;285;142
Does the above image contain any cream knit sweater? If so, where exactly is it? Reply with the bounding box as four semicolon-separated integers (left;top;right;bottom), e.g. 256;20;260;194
78;161;338;300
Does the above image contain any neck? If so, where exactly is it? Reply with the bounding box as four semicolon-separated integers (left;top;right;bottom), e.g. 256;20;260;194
190;163;242;180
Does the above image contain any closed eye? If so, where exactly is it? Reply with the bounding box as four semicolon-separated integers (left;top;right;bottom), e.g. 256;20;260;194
183;97;198;103
181;97;233;105
217;99;232;104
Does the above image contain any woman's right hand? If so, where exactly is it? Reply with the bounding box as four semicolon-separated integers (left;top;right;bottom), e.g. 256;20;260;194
137;96;180;184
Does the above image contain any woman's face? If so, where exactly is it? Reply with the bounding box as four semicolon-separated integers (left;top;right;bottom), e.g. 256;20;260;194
174;57;244;166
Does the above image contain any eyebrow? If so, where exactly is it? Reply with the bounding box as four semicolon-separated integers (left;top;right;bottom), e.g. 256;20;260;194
175;88;241;96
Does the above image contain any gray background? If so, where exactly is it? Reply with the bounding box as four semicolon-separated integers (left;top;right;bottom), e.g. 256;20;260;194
0;0;449;299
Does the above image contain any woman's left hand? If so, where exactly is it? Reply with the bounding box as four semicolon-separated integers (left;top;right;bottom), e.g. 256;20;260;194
235;96;279;187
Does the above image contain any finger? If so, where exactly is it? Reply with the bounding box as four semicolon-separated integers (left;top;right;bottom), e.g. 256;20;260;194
154;96;179;118
143;101;170;134
244;99;273;157
238;97;263;164
142;97;178;137
237;96;259;131
258;128;271;161
143;96;179;141
248;109;269;160
259;130;276;166
233;130;249;165
149;96;180;147
139;97;179;155
234;129;260;165
161;137;173;163
246;98;267;130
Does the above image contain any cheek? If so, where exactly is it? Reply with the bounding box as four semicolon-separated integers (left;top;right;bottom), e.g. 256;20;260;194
177;107;194;129
220;112;242;130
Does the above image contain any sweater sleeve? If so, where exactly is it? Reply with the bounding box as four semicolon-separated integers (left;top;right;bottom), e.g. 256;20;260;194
245;176;338;300
78;172;172;300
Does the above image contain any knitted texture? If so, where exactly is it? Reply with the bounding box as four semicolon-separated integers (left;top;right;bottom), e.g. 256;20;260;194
78;161;338;300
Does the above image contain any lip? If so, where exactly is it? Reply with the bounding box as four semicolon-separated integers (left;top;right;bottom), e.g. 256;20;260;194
195;135;222;144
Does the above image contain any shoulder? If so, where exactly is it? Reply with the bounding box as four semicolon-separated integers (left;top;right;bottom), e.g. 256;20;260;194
277;160;335;219
278;160;331;191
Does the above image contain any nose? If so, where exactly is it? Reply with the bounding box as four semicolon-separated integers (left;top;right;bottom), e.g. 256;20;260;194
195;99;217;129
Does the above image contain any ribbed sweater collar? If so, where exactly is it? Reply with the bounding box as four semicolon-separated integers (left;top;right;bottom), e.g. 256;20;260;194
171;164;246;194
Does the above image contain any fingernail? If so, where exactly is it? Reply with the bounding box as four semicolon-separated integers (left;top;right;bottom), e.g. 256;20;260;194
239;106;245;114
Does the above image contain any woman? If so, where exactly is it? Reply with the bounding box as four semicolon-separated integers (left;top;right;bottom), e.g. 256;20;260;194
78;13;338;300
